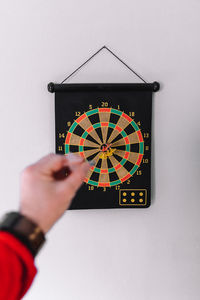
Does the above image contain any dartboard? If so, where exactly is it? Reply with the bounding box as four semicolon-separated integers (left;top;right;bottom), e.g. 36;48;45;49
54;83;152;209
65;108;144;187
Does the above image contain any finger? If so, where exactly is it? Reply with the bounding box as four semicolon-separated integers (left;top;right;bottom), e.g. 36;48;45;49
53;155;94;181
32;153;68;174
34;153;84;175
66;153;83;163
64;161;91;193
53;154;87;180
65;153;84;171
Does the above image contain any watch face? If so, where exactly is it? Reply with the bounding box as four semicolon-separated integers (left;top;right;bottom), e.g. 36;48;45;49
55;84;152;209
0;212;20;227
0;212;45;256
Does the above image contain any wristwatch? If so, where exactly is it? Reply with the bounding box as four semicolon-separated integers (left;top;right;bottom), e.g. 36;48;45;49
0;212;46;257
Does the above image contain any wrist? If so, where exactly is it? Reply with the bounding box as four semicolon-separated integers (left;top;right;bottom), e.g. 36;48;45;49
0;212;46;257
19;206;49;234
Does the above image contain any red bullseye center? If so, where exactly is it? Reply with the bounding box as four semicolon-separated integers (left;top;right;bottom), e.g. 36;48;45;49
101;144;110;152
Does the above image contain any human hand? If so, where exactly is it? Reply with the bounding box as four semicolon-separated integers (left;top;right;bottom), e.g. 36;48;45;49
19;153;91;233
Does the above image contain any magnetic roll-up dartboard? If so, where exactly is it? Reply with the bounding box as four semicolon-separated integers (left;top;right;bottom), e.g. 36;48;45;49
48;46;160;210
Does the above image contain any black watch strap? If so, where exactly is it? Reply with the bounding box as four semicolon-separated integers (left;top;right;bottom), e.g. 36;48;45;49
0;212;46;257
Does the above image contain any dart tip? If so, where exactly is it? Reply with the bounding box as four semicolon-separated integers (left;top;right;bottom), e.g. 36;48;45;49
88;160;95;166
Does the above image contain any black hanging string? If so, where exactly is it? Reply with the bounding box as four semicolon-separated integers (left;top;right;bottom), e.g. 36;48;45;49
61;45;147;84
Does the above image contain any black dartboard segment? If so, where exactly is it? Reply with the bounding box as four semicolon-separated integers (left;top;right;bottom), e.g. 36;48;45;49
55;84;152;209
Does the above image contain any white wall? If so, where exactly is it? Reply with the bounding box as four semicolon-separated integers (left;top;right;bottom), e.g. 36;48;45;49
0;1;200;299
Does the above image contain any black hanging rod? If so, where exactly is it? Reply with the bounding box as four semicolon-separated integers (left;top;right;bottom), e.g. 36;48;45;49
47;82;160;93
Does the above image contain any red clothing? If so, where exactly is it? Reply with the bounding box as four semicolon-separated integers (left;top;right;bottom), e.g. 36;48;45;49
0;231;37;300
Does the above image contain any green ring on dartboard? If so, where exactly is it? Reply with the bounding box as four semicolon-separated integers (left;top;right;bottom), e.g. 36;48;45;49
65;108;144;187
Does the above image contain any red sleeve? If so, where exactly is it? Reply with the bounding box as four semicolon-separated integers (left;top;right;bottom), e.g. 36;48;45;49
0;231;37;300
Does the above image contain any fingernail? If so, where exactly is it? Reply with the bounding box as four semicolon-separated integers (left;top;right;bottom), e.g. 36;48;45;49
67;153;83;162
88;160;95;166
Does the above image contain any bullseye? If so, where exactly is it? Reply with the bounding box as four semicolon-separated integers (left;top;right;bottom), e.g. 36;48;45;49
101;144;110;152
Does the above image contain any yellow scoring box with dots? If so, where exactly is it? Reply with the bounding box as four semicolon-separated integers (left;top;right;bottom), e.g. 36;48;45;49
119;189;147;206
